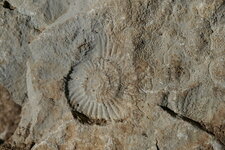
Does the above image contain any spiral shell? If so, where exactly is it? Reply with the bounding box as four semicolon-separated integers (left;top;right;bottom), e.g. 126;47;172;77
68;33;135;121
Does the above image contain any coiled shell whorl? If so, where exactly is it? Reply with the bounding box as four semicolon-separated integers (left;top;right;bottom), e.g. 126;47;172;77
68;32;135;121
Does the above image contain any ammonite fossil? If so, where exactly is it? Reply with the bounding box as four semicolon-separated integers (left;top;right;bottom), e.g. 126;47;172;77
68;33;135;121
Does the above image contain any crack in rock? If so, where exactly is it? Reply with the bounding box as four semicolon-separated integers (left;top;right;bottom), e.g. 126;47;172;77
156;140;160;150
159;105;225;146
0;139;4;145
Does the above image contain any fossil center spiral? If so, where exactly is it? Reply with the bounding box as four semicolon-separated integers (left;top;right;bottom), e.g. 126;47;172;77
84;59;120;102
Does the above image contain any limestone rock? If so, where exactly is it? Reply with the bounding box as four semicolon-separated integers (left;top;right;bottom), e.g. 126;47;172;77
0;85;21;142
0;0;225;150
0;3;40;105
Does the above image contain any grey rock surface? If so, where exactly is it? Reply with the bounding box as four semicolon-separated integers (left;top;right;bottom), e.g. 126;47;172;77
0;0;225;150
0;2;41;105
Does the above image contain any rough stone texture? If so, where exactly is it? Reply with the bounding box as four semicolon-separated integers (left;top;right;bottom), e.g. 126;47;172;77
0;85;21;142
0;1;41;105
0;0;225;150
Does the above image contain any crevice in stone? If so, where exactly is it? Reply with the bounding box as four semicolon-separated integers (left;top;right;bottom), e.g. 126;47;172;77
156;139;160;150
2;1;15;10
159;105;213;135
71;110;94;125
159;105;225;146
159;105;177;118
64;65;74;102
29;142;35;149
180;115;214;135
0;139;4;145
71;108;108;126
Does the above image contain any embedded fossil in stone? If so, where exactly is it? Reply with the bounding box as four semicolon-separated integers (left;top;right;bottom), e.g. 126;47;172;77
209;56;225;88
68;33;135;121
